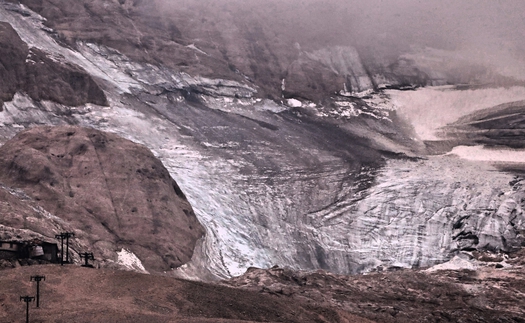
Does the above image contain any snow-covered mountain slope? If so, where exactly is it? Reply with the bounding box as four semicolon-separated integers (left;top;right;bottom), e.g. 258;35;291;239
1;1;525;280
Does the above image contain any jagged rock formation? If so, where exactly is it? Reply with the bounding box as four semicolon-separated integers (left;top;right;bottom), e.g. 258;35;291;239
2;0;460;102
439;100;525;149
0;20;106;107
0;126;204;273
0;0;525;281
225;255;525;322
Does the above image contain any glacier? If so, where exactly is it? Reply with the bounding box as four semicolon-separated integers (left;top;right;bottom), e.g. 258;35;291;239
1;2;525;280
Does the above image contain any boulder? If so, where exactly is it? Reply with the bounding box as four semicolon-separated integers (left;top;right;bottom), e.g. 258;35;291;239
0;126;204;273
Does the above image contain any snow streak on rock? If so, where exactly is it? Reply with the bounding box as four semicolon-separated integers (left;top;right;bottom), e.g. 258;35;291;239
117;248;148;274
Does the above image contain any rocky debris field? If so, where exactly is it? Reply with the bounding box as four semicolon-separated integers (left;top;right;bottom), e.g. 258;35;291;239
226;250;525;323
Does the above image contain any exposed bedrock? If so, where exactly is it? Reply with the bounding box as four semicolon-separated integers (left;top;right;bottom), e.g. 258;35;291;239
0;126;204;273
5;0;449;102
0;21;107;107
439;100;525;149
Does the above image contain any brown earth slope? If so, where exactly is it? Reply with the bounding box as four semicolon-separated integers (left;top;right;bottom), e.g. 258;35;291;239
0;265;373;323
2;255;525;323
0;126;204;273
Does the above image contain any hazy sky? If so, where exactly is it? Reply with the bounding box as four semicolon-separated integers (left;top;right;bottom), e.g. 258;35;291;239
155;0;525;48
151;0;525;81
346;0;525;79
349;0;525;53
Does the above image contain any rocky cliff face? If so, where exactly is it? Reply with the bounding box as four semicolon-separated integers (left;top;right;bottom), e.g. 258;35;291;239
0;126;204;273
1;0;457;101
0;1;524;280
0;20;106;108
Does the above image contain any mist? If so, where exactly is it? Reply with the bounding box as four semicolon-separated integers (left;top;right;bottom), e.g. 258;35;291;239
145;0;525;83
151;0;525;50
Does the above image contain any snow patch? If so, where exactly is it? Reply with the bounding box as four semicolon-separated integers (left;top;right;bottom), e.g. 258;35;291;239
186;44;208;56
286;98;302;108
116;248;149;274
425;256;478;272
254;99;288;113
389;86;525;140
447;145;525;163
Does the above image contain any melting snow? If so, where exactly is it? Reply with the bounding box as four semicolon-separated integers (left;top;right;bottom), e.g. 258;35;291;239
117;248;149;274
448;145;525;163
286;98;302;108
186;44;208;56
389;86;525;140
425;256;478;272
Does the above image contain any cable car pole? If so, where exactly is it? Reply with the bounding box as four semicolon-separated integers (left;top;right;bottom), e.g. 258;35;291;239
20;296;35;323
79;252;95;268
55;232;75;265
64;232;75;263
30;275;45;308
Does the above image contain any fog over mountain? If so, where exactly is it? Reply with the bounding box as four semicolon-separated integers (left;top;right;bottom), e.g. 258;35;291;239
1;0;525;284
150;0;525;83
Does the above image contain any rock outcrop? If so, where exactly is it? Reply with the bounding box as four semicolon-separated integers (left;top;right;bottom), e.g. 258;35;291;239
0;126;204;273
0;20;107;107
439;100;525;149
225;258;525;323
3;0;451;102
